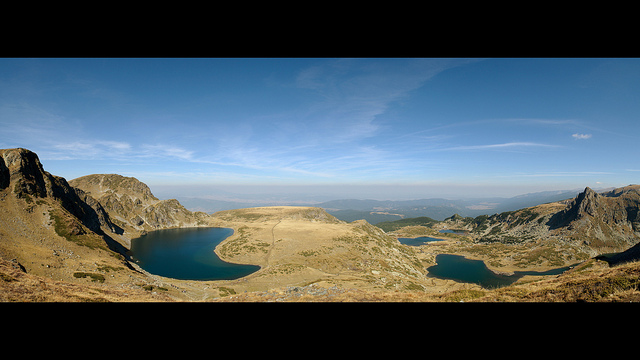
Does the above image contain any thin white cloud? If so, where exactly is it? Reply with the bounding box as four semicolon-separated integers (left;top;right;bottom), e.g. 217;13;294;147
293;58;476;144
139;144;194;161
40;141;131;161
442;142;560;151
572;133;592;140
54;141;131;152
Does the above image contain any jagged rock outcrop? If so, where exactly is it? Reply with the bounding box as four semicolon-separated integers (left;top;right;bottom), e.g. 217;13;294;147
0;148;117;236
548;186;640;249
1;148;211;253
465;185;640;256
69;174;211;238
548;187;600;228
0;148;137;285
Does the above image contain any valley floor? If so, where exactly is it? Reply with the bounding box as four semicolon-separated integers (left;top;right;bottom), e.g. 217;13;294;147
3;236;639;303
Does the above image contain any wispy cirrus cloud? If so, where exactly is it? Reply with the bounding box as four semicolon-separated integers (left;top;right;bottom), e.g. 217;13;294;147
139;144;195;161
441;142;560;151
572;133;592;140
293;58;477;144
47;141;132;160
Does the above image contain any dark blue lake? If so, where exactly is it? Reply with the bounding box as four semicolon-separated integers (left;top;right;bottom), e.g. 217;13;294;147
427;254;574;289
128;227;260;281
398;236;445;246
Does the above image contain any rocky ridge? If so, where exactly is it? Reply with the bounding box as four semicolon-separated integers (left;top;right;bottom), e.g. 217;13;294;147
69;174;212;247
1;148;118;237
440;185;640;257
0;148;144;291
0;148;219;300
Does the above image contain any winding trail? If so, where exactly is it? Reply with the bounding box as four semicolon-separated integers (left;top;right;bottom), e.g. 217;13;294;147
264;220;282;266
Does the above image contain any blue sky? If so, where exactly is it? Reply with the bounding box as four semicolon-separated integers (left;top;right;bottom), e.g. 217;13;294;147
1;57;639;199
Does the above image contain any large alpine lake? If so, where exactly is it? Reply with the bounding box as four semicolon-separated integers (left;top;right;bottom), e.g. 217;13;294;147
128;227;260;281
129;227;572;287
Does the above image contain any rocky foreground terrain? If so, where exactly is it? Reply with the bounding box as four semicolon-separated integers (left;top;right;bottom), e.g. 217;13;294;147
1;147;640;302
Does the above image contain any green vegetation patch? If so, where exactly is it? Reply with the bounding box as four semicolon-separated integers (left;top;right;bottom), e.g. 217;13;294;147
142;284;168;292
73;272;105;283
96;264;124;272
513;246;566;267
218;226;269;256
403;282;425;291
48;209;108;251
439;289;486;302
299;250;320;257
264;263;306;275
217;287;237;297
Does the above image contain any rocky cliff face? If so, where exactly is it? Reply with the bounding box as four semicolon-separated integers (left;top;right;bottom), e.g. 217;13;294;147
548;186;640;250
0;148;135;284
464;185;640;255
0;148;118;236
69;174;211;240
1;148;212;254
549;187;601;228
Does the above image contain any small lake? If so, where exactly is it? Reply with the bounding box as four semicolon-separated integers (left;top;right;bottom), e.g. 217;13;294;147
398;236;445;246
128;227;260;281
427;254;574;289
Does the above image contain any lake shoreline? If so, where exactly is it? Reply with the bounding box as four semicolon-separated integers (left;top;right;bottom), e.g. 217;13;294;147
128;227;260;281
427;253;577;288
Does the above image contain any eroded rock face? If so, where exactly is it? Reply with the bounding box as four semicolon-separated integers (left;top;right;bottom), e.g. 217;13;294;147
549;187;600;228
69;174;210;234
451;185;640;258
0;148;116;235
532;186;640;253
1;148;50;198
0;148;209;247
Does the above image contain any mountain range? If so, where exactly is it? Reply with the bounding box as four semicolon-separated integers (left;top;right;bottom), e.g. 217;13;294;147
434;185;640;258
173;189;584;224
2;147;640;302
316;190;584;223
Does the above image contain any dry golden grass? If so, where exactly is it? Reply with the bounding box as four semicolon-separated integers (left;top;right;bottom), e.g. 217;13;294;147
3;193;639;303
0;257;173;302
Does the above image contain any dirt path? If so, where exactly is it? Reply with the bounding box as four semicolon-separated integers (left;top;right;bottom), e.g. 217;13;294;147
264;220;282;266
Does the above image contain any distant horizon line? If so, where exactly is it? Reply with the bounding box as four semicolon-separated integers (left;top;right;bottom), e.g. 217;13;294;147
148;182;635;203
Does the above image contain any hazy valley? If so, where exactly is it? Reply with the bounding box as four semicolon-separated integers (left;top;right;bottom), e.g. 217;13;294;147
2;147;640;302
170;188;585;224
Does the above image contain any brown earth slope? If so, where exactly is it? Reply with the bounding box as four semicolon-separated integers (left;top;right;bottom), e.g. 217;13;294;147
0;148;166;300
